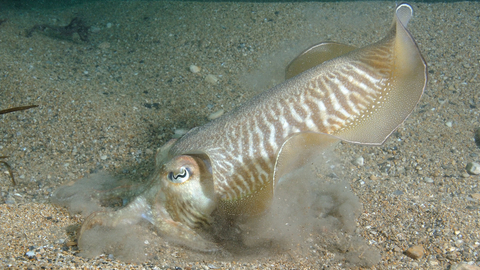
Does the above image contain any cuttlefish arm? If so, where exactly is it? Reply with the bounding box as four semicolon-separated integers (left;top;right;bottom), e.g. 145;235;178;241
79;140;220;251
79;195;219;251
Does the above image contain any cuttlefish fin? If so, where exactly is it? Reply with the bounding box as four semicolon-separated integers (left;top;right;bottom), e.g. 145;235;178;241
217;168;275;218
333;3;427;144
218;132;340;217
274;4;426;184
156;139;177;167
285;42;357;80
273;132;340;187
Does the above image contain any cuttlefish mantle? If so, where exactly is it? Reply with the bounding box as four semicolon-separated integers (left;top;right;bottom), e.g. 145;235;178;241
55;3;426;252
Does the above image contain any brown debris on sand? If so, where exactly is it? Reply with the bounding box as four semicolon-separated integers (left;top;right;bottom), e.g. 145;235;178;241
0;105;38;186
26;17;89;41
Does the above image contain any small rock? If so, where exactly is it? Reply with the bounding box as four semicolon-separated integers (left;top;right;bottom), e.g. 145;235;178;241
352;156;364;166
475;127;480;148
405;245;425;259
470;193;480;201
189;65;201;73
66;241;77;247
173;128;189;138
100;155;108;160
466;162;480;175
451;263;480;270
446;121;453;127
90;26;101;33
208;109;224;120
98;42;111;50
106;22;112;28
393;190;404;195
446;252;459;261
424;177;434;183
56;239;66;244
205;74;218;84
25;251;36;258
5;195;15;205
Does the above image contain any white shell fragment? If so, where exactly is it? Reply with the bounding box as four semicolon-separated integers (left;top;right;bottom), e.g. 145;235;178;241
352;156;365;166
205;74;218;84
173;128;189;138
189;65;201;73
207;109;224;120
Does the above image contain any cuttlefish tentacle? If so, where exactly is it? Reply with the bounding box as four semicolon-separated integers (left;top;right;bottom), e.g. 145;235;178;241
78;3;426;251
80;194;219;251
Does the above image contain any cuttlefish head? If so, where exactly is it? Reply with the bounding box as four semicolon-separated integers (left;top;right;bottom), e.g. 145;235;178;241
156;154;217;230
79;141;220;251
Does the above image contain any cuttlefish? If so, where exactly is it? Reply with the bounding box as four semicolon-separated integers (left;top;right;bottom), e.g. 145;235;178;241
76;4;427;251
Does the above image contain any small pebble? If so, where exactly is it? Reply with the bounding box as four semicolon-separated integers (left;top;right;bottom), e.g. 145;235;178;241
66;241;77;247
352;156;364;166
424;177;434;183
207;109;224;120
25;251;36;258
405;245;425;259
446;121;453;127
189;65;201;73
90;26;101;33
56;239;66;244
451;263;480;270
466;162;480;175
98;42;111;50
5;195;15;205
100;155;108;160
470;193;480;201
173;128;189;138
393;190;404;195
392;245;402;253
475;127;480;147
106;22;112;28
205;74;218;84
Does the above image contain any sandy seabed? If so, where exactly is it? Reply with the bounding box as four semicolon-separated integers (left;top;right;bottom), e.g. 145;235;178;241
1;0;480;269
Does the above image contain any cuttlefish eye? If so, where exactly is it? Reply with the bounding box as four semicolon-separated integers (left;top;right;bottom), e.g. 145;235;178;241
167;167;190;183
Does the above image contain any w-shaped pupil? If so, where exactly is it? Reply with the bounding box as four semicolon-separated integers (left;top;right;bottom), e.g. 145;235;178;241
174;168;187;179
169;167;188;182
